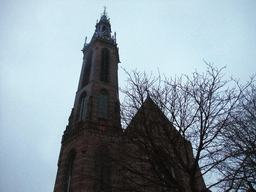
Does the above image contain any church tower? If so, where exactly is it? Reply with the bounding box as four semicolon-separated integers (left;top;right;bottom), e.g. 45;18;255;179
54;9;121;192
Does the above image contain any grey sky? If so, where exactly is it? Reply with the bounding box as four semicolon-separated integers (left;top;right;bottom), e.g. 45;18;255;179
1;1;256;191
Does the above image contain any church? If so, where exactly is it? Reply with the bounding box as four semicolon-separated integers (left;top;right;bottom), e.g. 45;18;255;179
54;10;208;192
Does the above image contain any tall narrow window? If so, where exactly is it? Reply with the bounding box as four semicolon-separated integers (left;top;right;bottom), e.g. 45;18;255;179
79;93;87;121
82;51;93;87
100;48;109;82
66;149;76;192
94;145;111;192
98;90;108;118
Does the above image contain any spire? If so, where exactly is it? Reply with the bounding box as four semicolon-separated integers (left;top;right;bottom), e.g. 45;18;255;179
99;6;109;23
87;7;116;45
103;6;107;16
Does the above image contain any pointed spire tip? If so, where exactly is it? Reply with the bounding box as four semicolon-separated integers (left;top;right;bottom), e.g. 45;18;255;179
102;6;108;17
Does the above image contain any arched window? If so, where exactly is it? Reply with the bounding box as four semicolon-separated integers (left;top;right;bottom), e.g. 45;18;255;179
79;93;87;121
94;145;111;191
100;48;109;82
98;90;108;118
102;26;106;32
66;149;76;192
82;51;93;87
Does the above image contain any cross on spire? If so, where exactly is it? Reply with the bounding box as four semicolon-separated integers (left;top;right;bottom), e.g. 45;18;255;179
103;6;107;16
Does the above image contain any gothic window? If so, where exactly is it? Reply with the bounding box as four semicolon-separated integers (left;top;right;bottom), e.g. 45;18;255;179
98;90;108;118
94;145;111;192
66;149;76;192
79;93;87;121
100;48;109;82
82;51;93;87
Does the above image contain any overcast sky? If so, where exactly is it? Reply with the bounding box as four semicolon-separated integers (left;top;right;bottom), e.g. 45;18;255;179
0;1;256;191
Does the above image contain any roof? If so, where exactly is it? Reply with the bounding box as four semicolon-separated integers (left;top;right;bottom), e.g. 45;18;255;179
125;95;174;134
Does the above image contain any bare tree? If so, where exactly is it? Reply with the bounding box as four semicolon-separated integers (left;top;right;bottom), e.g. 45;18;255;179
219;83;256;191
107;63;255;192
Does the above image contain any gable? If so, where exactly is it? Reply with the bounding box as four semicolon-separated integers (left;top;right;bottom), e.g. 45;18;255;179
125;96;175;135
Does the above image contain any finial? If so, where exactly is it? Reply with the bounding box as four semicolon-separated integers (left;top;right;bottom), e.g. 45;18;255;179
103;6;107;16
82;36;87;51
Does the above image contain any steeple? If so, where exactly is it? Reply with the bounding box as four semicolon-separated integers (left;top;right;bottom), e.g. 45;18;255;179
54;11;121;191
83;7;116;48
63;9;121;141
